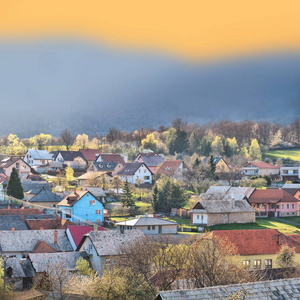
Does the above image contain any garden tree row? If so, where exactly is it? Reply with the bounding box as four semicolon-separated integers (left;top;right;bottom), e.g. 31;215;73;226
151;175;188;213
37;234;300;300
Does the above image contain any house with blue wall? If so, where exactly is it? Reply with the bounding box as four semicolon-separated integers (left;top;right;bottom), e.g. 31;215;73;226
57;190;104;223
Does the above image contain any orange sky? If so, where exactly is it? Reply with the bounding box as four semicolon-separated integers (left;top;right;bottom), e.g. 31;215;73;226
0;0;300;58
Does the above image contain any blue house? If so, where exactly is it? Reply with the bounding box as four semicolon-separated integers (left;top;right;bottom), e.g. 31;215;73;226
57;190;104;223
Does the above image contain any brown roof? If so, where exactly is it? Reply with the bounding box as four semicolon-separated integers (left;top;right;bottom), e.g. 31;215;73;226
244;161;279;169
80;149;102;161
98;154;125;165
249;188;300;204
32;240;57;253
157;160;182;176
0;157;30;169
213;229;300;255
25;218;76;230
58;190;89;207
0;209;44;216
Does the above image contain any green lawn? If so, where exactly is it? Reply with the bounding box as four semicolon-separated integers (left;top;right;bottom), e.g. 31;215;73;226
279;217;300;224
162;216;197;229
209;218;300;235
134;201;152;209
265;149;300;162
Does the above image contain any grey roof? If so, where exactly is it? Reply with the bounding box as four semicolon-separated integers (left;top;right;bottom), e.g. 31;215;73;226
140;155;164;167
190;198;256;214
53;151;87;162
283;188;300;196
205;186;256;199
29;252;84;273
6;258;35;278
86;230;144;256
82;187;106;197
28;188;63;203
203;156;222;165
46;161;65;168
155;277;300;300
22;181;51;194
118;162;151;176
282;184;300;189
0;229;72;252
92;162;118;171
0;220;28;230
26;149;52;160
116;217;178;227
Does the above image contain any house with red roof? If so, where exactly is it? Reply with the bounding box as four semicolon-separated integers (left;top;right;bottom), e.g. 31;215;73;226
95;153;125;166
156;160;189;180
79;149;102;164
249;188;300;217
66;225;106;251
213;229;300;269
134;152;165;174
242;161;280;178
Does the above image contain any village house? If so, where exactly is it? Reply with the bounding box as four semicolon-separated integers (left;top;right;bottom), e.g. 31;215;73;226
156;160;189;181
242;161;280;178
95;153;125;166
282;183;300;200
88;161;124;176
76;172;113;187
0;157;31;179
203;156;236;173
79;149;102;165
134;152;165;174
117;162;153;184
116;216;178;235
0;229;72;258
77;230;144;274
52;150;88;168
57;190;104;224
66;225;106;251
249;188;300;217
23;149;53;167
190;186;256;227
25;218;75;230
280;164;300;182
213;229;300;269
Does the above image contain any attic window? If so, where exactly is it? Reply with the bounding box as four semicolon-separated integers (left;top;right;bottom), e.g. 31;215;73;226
100;164;103;168
107;163;111;168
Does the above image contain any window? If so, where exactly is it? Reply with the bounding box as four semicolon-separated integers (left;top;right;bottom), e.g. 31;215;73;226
292;204;295;209
16;163;19;169
253;260;261;269
265;259;272;269
65;209;72;219
287;204;290;209
53;204;57;208
243;260;250;266
95;210;101;215
90;200;95;205
144;176;150;180
144;169;146;173
293;170;298;174
197;215;200;219
283;170;288;174
152;225;155;230
148;226;151;230
282;204;284;209
139;169;141;173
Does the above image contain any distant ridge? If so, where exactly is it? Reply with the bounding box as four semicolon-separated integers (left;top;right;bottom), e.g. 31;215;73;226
0;40;299;137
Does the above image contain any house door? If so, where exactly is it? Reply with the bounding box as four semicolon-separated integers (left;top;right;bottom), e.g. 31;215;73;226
268;211;275;217
158;226;162;234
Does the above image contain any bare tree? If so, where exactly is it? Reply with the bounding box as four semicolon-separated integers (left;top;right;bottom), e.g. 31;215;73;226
60;129;74;151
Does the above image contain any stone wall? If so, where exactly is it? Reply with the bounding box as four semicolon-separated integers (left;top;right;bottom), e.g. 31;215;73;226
207;212;255;227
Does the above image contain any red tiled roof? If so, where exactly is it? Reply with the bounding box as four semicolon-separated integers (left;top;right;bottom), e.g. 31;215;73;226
213;229;300;255
25;218;76;230
98;154;125;165
80;149;101;161
67;225;105;247
32;240;57;253
157;160;182;176
0;209;44;216
244;161;279;169
249;189;300;204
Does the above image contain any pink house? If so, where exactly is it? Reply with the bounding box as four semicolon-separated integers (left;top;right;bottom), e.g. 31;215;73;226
134;152;164;174
0;157;31;179
249;188;300;217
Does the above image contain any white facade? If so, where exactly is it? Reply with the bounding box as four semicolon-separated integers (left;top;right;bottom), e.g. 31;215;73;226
53;152;64;162
191;211;208;226
117;224;177;235
280;165;300;180
24;150;53;166
119;164;152;184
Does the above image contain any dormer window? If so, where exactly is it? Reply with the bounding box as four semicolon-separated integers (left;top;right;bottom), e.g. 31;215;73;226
100;164;103;168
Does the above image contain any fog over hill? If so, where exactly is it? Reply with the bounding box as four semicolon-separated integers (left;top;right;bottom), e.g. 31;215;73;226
0;40;299;137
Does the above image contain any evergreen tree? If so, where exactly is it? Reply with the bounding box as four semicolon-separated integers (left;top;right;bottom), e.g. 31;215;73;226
121;180;134;208
151;184;159;212
188;132;198;154
199;137;211;156
7;168;24;200
208;155;216;179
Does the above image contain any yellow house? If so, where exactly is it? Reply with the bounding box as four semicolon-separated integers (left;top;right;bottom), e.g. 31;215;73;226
213;229;300;269
203;156;236;173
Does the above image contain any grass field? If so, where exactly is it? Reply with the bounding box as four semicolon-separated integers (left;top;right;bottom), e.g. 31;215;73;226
265;149;300;162
208;218;300;235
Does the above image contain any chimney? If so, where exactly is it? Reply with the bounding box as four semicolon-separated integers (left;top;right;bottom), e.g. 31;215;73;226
11;228;15;231
7;205;10;210
54;230;58;245
21;214;24;221
41;227;44;230
45;216;48;220
278;235;281;245
145;213;148;218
